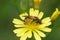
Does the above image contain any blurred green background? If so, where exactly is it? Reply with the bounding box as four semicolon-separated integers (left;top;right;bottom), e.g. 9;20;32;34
0;0;60;40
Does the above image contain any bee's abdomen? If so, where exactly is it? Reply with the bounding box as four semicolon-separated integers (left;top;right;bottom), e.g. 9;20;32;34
33;17;41;24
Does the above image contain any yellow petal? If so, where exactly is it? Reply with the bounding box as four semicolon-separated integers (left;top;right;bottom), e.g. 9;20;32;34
20;33;28;40
51;8;60;21
13;28;28;37
27;31;32;38
38;24;46;28
45;22;51;26
36;30;46;37
17;29;28;37
39;22;51;28
19;12;28;20
33;31;41;40
34;10;39;16
20;31;32;40
29;8;38;17
14;24;25;28
42;17;51;23
13;28;25;33
41;28;52;32
38;12;44;19
13;18;23;24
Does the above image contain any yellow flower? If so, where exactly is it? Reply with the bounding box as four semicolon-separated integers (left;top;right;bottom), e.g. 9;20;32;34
13;8;52;40
51;8;60;21
34;0;42;9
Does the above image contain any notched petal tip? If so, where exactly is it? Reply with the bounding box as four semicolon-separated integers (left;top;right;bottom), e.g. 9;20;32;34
42;17;51;24
38;11;44;19
33;31;41;40
30;8;34;12
41;28;52;32
46;22;51;26
36;30;46;37
27;31;32;38
12;18;17;23
13;29;17;33
12;18;23;24
29;8;39;17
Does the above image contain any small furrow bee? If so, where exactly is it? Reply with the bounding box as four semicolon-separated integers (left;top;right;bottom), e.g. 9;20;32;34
24;16;41;24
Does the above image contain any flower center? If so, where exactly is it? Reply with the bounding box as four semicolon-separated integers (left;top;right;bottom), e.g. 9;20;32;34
23;16;42;31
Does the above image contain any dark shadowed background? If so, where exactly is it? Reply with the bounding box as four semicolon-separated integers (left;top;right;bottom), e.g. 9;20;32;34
0;0;60;40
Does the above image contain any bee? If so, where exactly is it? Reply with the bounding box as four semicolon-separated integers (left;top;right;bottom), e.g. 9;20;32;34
24;16;41;24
